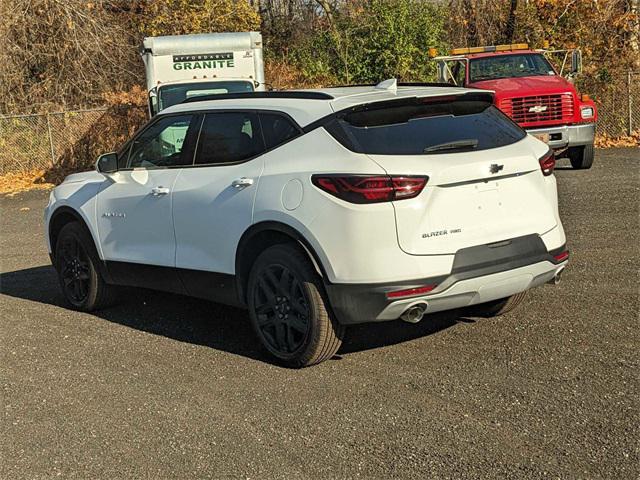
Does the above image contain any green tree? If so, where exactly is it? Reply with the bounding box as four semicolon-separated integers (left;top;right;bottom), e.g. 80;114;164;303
288;0;447;84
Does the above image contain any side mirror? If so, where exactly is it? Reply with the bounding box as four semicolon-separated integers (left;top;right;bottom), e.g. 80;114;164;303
148;88;159;117
570;50;582;75
96;152;117;174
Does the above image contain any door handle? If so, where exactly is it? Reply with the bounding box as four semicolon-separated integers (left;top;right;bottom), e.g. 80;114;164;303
231;177;254;189
151;186;170;196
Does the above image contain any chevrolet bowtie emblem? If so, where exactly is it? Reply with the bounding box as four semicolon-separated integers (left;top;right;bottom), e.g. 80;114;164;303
529;105;547;113
489;164;504;174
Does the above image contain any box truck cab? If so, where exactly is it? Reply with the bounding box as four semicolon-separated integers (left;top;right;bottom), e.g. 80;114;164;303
141;31;265;116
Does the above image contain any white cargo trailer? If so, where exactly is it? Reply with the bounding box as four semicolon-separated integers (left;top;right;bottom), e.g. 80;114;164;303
141;31;265;115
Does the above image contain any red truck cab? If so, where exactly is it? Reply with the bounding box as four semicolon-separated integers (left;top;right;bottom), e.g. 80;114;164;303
432;45;597;169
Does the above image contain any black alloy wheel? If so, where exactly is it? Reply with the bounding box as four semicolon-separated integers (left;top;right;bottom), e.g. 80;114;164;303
253;264;311;355
54;221;119;311
58;234;91;305
247;244;344;367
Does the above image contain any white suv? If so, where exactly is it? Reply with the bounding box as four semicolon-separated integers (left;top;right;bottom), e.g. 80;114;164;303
44;81;568;367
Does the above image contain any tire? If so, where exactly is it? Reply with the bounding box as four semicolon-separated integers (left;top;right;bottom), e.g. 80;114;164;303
568;144;594;169
247;244;345;368
470;291;528;318
54;222;119;311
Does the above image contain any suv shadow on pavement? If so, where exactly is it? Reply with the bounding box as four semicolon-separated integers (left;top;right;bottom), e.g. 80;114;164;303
0;265;470;365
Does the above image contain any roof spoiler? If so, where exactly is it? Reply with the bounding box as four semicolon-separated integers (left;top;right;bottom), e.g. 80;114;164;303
301;90;495;133
343;90;495;113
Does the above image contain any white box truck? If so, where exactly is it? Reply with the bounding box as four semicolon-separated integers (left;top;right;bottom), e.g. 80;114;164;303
141;31;265;115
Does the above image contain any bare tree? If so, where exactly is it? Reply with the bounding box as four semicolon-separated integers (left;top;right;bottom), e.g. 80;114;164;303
462;0;478;46
630;0;640;67
315;0;335;27
0;0;140;114
503;0;518;43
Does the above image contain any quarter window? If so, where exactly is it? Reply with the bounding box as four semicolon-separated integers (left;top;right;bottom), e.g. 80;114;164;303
127;114;194;168
259;113;300;150
194;112;263;165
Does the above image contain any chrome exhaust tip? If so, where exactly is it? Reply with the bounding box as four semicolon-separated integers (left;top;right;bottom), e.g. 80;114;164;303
400;303;428;323
547;267;565;285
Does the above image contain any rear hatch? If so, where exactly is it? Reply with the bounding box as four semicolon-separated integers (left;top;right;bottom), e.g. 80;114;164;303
371;142;557;254
325;93;557;255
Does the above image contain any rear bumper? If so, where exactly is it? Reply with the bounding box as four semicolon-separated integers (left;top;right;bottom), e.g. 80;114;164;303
375;260;564;321
527;123;595;149
325;235;567;325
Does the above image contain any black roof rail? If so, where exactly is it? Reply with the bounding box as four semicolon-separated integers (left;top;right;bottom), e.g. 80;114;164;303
182;91;334;104
325;82;459;89
399;82;463;88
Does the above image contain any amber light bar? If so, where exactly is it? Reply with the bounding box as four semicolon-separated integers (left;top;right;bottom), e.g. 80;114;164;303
450;43;529;56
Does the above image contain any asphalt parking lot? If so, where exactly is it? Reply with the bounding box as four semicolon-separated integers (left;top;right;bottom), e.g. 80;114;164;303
1;148;638;479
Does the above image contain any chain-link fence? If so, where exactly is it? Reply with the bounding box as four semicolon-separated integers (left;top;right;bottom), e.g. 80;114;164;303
590;71;640;138
0;74;638;176
0;109;110;175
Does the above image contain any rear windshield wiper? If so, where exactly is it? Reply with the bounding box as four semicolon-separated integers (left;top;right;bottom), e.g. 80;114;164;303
423;139;478;153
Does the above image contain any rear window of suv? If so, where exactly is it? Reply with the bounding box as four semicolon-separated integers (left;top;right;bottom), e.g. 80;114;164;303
324;96;526;155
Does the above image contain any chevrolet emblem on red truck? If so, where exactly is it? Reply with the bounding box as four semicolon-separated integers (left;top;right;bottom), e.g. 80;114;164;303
529;105;548;113
429;43;597;169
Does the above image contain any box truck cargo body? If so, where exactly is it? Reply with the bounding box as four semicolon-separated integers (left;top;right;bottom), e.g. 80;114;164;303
141;31;265;115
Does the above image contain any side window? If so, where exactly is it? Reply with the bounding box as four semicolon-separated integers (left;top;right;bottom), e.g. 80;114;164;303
259;113;300;150
194;112;263;165
453;61;467;86
128;114;194;169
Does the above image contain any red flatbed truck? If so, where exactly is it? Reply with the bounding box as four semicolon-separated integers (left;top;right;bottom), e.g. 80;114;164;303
430;43;597;169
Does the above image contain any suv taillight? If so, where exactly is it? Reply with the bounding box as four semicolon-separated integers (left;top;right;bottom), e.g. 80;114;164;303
311;175;428;204
539;149;555;176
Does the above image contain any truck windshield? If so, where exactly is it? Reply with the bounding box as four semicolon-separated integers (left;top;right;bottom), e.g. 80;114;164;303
469;54;556;82
158;81;254;110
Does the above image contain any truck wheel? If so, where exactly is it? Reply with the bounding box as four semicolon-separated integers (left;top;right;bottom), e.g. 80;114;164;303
470;291;528;318
247;244;345;368
568;144;594;169
54;222;119;311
